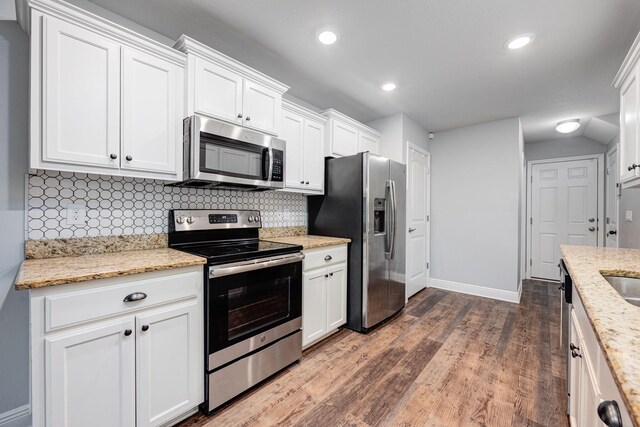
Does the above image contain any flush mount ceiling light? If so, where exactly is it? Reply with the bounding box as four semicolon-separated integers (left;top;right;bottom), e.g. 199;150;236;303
317;29;339;45
382;82;397;91
505;33;535;50
556;119;581;134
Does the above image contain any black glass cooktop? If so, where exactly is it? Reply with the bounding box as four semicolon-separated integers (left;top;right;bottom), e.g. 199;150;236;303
175;239;303;265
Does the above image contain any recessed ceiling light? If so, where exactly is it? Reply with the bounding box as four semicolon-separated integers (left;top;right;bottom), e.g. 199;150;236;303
318;30;339;45
556;119;581;134
506;33;535;50
382;82;397;91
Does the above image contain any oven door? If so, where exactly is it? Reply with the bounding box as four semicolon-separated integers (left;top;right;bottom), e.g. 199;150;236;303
206;253;303;370
189;115;285;189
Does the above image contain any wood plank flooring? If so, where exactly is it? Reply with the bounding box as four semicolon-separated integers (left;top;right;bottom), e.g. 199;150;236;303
180;280;567;426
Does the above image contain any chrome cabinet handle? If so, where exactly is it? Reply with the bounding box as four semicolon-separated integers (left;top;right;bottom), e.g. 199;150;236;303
123;292;147;302
324;255;332;261
124;329;132;336
598;400;623;427
110;153;118;160
409;228;416;233
125;155;133;161
141;325;149;332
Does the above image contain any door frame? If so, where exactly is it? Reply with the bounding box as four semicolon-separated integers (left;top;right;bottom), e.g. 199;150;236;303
405;141;431;298
605;144;620;248
525;154;605;280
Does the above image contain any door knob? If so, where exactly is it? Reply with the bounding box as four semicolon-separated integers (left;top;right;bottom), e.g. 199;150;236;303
408;228;416;233
588;227;596;232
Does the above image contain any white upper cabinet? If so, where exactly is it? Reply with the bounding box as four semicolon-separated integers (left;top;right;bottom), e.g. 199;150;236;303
280;100;326;194
121;47;182;176
28;1;186;180
41;16;121;169
175;35;289;136
614;31;640;187
193;57;244;124
322;109;381;158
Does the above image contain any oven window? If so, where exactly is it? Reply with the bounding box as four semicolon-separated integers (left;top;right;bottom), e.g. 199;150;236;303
208;261;302;354
227;277;290;340
199;131;266;181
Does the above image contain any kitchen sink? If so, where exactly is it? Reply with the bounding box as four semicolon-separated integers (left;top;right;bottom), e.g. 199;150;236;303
601;276;640;307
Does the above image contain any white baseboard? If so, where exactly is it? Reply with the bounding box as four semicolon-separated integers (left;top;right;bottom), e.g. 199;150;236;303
430;278;521;303
0;404;30;427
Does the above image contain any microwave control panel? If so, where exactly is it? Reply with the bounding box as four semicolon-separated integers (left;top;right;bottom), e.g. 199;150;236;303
271;149;283;182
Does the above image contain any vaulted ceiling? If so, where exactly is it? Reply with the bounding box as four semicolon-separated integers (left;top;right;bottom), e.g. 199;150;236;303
81;0;640;142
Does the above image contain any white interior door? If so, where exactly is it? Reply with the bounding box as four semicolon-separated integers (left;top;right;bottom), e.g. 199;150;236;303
406;143;430;299
531;159;598;280
606;145;619;247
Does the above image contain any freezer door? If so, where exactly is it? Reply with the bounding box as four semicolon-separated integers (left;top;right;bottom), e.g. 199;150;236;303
388;160;407;313
363;154;392;328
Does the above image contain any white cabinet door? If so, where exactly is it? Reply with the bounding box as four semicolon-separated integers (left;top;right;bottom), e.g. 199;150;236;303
281;110;304;190
42;16;121;168
569;311;581;425
302;270;327;347
578;350;601;427
121;47;181;177
136;301;201;427
194;57;243;124
303;119;325;192
326;263;347;331
620;68;639;183
358;133;379;155
242;80;281;135
45;318;135;427
330;120;358;157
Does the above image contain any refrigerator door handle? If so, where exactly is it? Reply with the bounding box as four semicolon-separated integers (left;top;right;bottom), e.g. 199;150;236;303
385;180;397;260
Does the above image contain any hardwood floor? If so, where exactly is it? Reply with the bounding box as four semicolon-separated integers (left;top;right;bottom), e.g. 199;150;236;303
180;281;567;426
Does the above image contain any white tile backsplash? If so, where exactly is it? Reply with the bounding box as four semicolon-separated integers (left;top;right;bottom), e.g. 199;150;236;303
27;170;307;240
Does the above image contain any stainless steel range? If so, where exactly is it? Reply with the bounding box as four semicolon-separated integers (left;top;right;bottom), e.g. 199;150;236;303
168;209;303;413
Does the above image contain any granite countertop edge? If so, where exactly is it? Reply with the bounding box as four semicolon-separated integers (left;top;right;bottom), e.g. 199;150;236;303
260;235;351;250
560;245;640;426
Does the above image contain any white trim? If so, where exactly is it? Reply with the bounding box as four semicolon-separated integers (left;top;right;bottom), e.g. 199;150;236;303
613;30;640;88
430;278;521;304
0;404;30;426
526;154;605;279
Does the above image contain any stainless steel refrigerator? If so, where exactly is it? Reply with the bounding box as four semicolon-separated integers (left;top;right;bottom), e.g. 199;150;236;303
308;152;406;332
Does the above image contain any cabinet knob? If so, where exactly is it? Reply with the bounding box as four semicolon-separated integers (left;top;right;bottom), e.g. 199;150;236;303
125;155;133;161
237;113;243;118
629;164;638;171
570;343;579;351
325;274;329;278
245;116;251;121
598;400;623;427
305;181;309;185
110;153;118;160
571;349;582;358
141;325;150;332
609;230;618;236
123;329;132;336
324;255;332;261
329;272;334;277
300;180;305;184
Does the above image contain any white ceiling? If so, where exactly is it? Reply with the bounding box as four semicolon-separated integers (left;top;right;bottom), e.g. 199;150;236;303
82;0;640;142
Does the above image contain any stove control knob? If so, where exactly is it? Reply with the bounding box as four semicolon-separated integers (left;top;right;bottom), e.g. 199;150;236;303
176;216;185;224
186;216;194;224
248;216;254;223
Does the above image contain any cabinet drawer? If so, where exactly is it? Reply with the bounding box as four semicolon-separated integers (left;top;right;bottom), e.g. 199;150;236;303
303;245;347;272
45;270;201;332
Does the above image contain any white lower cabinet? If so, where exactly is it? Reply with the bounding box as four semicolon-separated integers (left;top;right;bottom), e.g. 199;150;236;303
569;287;633;427
301;245;348;348
31;266;204;427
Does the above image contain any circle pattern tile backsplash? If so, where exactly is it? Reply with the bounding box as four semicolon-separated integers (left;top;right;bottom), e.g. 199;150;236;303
27;170;307;240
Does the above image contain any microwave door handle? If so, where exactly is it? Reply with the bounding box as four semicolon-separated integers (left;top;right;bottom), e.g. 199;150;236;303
262;147;270;181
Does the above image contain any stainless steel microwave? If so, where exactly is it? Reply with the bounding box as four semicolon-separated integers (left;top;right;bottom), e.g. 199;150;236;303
171;115;285;191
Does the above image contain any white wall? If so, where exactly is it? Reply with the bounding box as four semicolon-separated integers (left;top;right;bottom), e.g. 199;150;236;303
366;113;429;163
430;118;522;301
0;21;30;425
524;135;608;161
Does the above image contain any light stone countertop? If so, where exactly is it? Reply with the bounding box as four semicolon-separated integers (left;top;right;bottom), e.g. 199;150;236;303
15;248;206;290
560;245;640;426
262;235;351;250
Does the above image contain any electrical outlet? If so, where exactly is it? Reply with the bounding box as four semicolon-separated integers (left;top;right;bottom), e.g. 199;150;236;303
66;204;86;225
626;210;633;222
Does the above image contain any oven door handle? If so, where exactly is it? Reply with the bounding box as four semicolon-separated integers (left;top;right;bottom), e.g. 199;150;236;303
209;253;305;278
